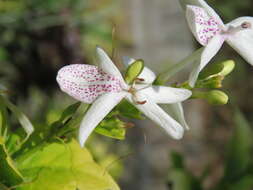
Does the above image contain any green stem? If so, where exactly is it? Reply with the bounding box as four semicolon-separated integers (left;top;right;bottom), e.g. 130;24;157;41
191;91;206;99
155;47;203;85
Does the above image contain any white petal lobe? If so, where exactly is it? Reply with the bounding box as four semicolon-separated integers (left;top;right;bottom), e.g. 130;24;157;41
226;17;253;66
126;94;184;140
79;91;127;147
96;47;126;87
138;86;192;104
165;103;190;130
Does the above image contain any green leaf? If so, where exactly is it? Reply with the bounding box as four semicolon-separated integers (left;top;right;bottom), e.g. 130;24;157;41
12;103;85;158
15;139;120;190
5;133;22;154
224;110;252;180
168;169;202;190
0;101;8;138
170;152;184;169
229;175;253;190
0;95;34;137
168;151;202;190
95;117;126;140
0;137;24;186
124;59;144;84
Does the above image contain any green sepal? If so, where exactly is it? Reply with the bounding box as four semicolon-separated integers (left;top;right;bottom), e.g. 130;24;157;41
199;60;235;79
95;117;126;140
124;59;144;84
195;75;223;89
195;60;235;89
115;99;144;120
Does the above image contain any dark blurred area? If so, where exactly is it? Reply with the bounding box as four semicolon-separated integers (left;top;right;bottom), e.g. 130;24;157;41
0;0;253;190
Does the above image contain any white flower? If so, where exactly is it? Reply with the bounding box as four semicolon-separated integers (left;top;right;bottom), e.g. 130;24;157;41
56;47;192;147
184;0;253;86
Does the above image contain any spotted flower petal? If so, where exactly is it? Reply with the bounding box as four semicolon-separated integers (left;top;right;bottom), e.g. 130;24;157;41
181;0;224;27
186;5;222;46
194;0;224;26
56;64;123;104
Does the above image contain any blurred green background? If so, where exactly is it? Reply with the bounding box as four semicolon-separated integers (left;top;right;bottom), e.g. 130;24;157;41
0;0;253;189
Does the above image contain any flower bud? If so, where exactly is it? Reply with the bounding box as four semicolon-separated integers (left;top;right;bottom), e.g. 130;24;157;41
219;60;235;76
205;90;228;105
192;90;228;105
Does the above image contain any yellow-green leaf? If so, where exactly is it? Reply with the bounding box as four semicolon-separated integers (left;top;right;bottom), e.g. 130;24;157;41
15;139;120;190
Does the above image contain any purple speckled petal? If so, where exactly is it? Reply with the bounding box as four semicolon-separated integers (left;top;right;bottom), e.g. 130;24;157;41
56;64;124;103
186;5;221;46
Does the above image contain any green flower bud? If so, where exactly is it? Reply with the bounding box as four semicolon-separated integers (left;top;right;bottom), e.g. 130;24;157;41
206;90;228;105
192;90;228;105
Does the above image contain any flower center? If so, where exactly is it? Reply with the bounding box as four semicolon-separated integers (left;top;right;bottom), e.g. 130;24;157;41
224;22;252;35
126;78;147;105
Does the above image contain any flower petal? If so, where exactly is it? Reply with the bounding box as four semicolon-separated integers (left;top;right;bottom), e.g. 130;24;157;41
195;0;224;26
181;0;224;26
79;91;127;147
122;56;156;84
189;34;225;87
164;103;189;130
126;94;184;139
226;17;253;66
137;86;192;104
186;5;222;46
96;47;126;86
56;64;123;103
